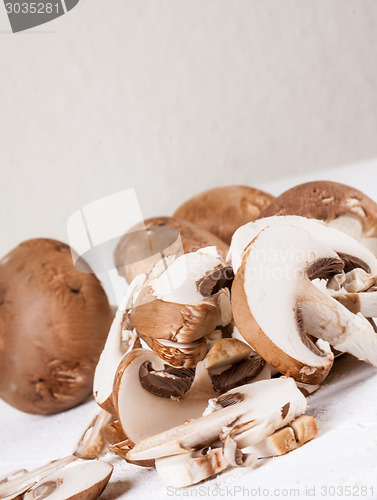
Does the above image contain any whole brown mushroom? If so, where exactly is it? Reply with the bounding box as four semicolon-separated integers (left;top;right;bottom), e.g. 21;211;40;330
259;181;377;256
114;216;229;283
0;238;113;415
173;185;274;244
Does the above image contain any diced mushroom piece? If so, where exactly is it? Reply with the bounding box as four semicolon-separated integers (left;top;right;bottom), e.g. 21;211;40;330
242;415;318;457
23;460;113;500
126;377;307;462
140;336;208;368
130;247;232;344
233;224;377;383
93;274;146;413
112;348;217;445
74;408;113;459
155;447;231;488
0;457;76;500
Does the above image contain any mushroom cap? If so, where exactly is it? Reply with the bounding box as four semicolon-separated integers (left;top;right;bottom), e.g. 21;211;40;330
174;186;274;245
259;181;377;252
0;239;113;415
114;216;229;283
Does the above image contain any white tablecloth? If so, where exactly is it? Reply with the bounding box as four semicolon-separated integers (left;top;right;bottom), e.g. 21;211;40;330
1;158;377;500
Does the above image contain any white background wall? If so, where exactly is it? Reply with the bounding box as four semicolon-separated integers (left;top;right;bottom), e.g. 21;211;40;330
1;0;377;257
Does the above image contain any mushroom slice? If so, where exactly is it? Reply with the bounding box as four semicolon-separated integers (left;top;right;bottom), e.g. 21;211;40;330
74;408;113;459
242;415;318;457
130;247;232;343
0;457;76;500
228;215;377;275
93;273;146;413
113;348;217;444
140;336;208;368
23;460;113;500
232;224;339;384
205;338;269;393
155;447;231;488
127;377;307;461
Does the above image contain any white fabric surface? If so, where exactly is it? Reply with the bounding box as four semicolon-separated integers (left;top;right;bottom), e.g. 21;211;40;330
1;161;377;499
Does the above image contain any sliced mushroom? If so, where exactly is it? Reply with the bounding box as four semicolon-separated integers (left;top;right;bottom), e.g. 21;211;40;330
232;224;338;384
232;223;377;381
130;248;232;343
74;408;113;459
126;377;307;462
0;457;76;500
229;215;377;275
204;338;270;393
93;273;146;413
23;460;113;500
112;348;217;444
259;181;377;256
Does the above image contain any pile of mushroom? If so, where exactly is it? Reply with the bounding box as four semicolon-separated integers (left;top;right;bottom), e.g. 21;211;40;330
3;181;377;495
85;181;377;489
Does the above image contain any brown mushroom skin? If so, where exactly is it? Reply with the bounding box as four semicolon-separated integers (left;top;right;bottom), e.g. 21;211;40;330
114;216;229;283
174;186;274;244
259;181;377;238
0;239;113;415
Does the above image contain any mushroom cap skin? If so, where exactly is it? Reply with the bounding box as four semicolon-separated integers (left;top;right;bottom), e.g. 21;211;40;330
232;225;337;384
259;181;377;255
114;216;229;283
174;186;275;245
0;239;113;415
23;460;113;500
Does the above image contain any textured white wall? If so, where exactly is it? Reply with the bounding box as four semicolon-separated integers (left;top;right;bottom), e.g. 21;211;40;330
1;0;377;257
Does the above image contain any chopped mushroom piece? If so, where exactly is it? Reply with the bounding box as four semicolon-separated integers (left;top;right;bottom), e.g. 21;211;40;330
242;415;318;457
74;408;113;459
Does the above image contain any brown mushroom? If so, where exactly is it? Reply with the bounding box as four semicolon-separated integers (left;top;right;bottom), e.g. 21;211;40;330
259;181;377;256
114;216;229;283
0;239;113;415
174;186;274;245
